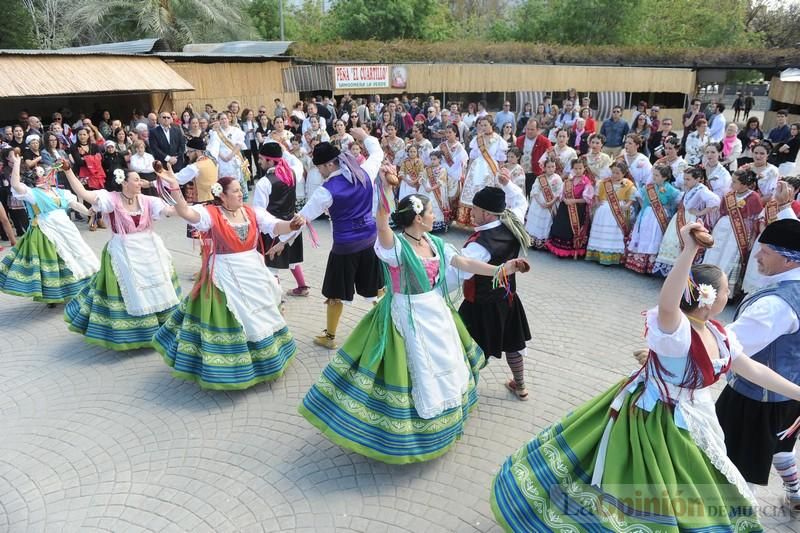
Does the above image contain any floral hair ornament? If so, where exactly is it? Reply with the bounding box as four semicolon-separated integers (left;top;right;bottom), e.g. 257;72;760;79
696;284;717;308
396;195;424;216
114;168;126;185
35;166;45;178
210;182;223;197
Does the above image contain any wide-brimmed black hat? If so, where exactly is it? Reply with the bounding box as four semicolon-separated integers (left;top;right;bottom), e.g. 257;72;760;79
472;186;506;214
759;218;800;251
186;137;206;151
312;142;340;166
259;142;282;158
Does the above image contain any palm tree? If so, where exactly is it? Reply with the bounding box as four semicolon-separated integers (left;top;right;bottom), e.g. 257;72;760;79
73;0;252;49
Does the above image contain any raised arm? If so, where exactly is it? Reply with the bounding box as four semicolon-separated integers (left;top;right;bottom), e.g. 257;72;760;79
450;254;529;277
657;221;706;333
61;159;100;205
376;162;397;251
9;152;27;195
155;165;201;224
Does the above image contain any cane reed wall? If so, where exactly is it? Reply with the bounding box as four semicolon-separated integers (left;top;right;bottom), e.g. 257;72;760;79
161;61;299;115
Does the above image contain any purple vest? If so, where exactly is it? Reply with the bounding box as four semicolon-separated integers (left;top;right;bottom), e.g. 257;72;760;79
322;172;376;254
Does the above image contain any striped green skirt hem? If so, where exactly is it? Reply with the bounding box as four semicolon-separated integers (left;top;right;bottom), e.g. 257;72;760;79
64;246;181;351
0;226;87;303
153;281;296;390
300;302;484;464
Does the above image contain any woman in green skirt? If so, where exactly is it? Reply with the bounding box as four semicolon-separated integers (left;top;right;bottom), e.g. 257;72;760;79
300;163;530;464
153;171;304;390
62;165;181;350
491;221;800;532
0;152;98;305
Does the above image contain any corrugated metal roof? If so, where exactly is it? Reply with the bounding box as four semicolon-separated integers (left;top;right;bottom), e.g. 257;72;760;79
58;38;167;54
0;55;193;98
182;41;293;57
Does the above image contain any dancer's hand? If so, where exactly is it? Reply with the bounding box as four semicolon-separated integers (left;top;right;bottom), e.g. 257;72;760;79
497;167;511;186
268;242;286;259
289;214;305;231
505;258;530;274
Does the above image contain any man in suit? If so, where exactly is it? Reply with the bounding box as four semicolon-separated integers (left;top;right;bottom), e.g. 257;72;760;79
149;111;186;172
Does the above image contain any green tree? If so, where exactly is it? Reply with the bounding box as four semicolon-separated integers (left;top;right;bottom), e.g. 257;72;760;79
328;0;439;40
0;0;36;48
634;0;756;48
746;1;800;48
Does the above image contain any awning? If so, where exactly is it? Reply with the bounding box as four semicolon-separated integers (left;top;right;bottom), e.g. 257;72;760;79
0;54;193;98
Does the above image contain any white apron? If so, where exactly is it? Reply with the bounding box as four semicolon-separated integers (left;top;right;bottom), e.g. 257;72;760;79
390;289;469;419
37;209;99;280
107;231;178;316
211;249;285;341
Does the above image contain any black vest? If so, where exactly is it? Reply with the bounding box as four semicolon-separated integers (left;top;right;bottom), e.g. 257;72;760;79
266;171;296;221
463;225;519;303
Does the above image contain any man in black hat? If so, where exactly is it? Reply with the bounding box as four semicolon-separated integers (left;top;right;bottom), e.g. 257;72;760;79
171;137;219;204
458;171;533;400
716;218;800;507
276;127;384;349
254;142;308;297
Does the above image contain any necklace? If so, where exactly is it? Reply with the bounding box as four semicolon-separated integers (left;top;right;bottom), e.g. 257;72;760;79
221;204;239;215
120;192;134;206
403;231;423;244
687;315;707;327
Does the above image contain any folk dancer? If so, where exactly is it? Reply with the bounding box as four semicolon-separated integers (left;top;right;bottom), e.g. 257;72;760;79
0;153;98;305
458;172;532;400
152;173;304;390
63;165;180;350
253;142;309;297
716;219;800;512
277;127;384;350
492;221;800;532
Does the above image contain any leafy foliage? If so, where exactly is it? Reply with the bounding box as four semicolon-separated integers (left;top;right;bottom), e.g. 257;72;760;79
289;39;798;67
0;0;37;48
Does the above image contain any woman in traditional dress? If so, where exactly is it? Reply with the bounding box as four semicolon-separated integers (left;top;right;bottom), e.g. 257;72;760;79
583;133;613;182
491;221;800;533
702;169;762;297
300;183;529;464
585;160;636;265
525;158;563;249
266;116;293;151
747;140;780;204
422;151;449;232
619;133;653;187
538;128;576;176
545;157;594;258
0;153;99;305
457;116;507;226
62;166;181;350
504;148;526;191
152;174;304;390
408;123;434;165
330;119;354;154
704;142;732;200
437;124;468;213
655;136;688;189
208;112;249;200
741;179;799;294
380;123;406;167
399;144;426;201
653;166;720;276
625;164;683;274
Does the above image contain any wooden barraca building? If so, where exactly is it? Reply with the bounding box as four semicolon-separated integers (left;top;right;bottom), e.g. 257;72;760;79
765;70;800;131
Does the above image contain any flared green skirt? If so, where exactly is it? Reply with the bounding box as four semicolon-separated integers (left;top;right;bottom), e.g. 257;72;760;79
491;382;762;532
299;302;484;464
0;225;87;303
64;246;181;351
153;282;296;390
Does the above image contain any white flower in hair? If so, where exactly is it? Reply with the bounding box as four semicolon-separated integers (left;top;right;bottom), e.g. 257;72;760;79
210;182;223;197
35;167;45;178
113;168;126;185
409;196;423;215
696;283;717;308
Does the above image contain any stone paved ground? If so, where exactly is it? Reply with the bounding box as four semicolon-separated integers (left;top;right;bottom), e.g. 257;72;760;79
1;215;798;532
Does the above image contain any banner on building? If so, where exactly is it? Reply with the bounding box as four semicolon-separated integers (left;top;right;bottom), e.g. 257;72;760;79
334;65;390;89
